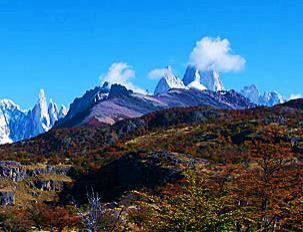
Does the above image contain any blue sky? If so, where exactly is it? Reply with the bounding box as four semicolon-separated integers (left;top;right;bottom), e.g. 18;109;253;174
0;0;302;108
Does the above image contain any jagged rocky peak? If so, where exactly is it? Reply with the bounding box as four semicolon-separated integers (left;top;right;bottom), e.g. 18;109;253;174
31;89;63;133
101;81;111;92
108;84;133;99
154;66;185;95
201;69;224;91
0;89;62;145
48;98;59;126
241;85;284;106
0;99;19;110
0;107;13;144
240;84;260;104
57;84;109;126
260;91;284;106
31;89;51;133
183;65;224;92
186;69;207;91
38;89;49;114
94;81;111;103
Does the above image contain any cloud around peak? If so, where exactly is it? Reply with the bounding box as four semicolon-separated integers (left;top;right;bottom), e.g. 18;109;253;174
100;62;146;94
148;66;173;80
189;36;246;73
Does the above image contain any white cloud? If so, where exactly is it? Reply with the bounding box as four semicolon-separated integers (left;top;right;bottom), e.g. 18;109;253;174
289;93;302;100
100;62;146;94
189;36;246;72
148;68;169;80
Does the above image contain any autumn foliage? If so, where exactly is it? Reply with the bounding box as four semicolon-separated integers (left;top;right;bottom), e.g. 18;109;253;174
0;102;302;230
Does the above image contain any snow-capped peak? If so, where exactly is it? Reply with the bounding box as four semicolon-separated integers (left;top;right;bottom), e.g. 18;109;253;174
31;89;51;133
260;91;284;106
0;99;20;110
154;66;185;95
183;66;224;92
186;69;207;91
241;85;285;106
0;90;70;144
48;98;59;126
241;85;260;104
39;89;47;106
38;89;49;119
200;69;224;91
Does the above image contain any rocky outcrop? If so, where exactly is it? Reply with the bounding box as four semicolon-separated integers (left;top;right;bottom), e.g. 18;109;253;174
34;180;65;192
0;190;15;206
0;161;71;182
0;161;72;206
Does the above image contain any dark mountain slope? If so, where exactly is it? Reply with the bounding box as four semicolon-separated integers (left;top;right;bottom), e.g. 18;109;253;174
0;99;302;163
279;98;303;110
56;84;254;128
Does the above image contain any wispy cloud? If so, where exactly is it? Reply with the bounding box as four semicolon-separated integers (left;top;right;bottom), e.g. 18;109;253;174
148;67;169;80
100;62;146;94
189;36;246;72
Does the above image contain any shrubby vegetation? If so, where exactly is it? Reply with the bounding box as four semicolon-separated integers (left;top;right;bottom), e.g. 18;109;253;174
0;102;302;231
128;127;303;231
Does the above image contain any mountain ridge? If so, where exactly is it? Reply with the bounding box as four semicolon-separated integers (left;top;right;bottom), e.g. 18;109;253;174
0;90;67;144
241;84;284;106
0;65;291;144
55;83;255;128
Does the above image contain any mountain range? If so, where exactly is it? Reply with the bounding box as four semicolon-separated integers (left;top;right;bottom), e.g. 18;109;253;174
0;65;287;144
153;66;283;106
0;90;67;144
55;65;284;129
240;84;284;106
55;83;254;128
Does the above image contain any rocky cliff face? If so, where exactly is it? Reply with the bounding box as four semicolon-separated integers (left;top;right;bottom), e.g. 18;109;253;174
183;66;224;91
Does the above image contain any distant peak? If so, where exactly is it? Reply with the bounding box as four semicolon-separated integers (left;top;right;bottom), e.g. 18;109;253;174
187;70;207;91
249;84;258;89
182;65;223;91
241;84;284;106
0;99;19;110
48;99;58;110
39;89;46;100
154;66;185;95
108;84;133;99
